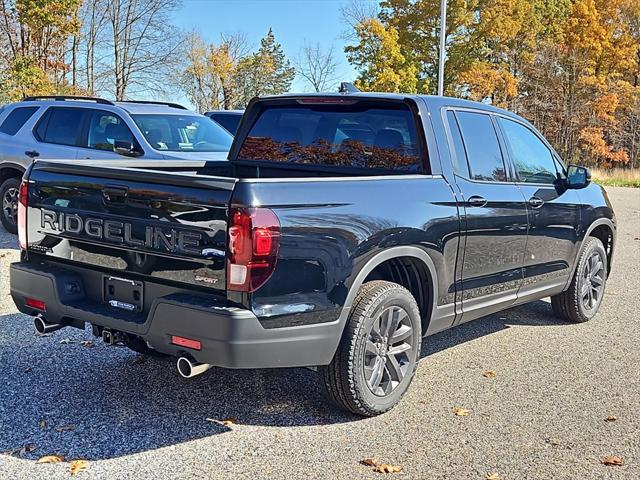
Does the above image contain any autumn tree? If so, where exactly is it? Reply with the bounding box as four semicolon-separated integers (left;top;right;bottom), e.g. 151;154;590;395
0;0;81;99
347;0;639;168
345;18;417;93
0;55;52;101
181;32;245;111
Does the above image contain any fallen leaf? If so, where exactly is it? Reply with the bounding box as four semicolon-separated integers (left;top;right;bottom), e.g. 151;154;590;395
601;455;624;466
59;338;76;344
452;407;471;416
69;459;89;475
361;458;378;467
605;416;617;422
486;474;502;480
37;455;65;464
206;417;237;426
80;341;95;348
38;419;47;429
373;463;403;473
55;424;75;432
482;370;497;378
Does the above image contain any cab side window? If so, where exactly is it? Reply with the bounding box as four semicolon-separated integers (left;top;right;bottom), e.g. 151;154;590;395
86;110;135;151
498;117;558;184
455;111;507;182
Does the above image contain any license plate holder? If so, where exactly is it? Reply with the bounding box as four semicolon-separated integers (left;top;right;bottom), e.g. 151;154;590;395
103;276;143;312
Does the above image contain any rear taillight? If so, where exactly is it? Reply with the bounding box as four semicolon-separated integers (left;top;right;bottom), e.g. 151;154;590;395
18;180;28;250
227;207;280;292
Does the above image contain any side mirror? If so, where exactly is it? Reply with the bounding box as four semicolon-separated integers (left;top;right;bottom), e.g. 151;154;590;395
566;164;591;189
113;140;141;157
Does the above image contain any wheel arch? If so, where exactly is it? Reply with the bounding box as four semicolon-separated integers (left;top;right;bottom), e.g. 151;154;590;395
0;163;25;182
340;246;438;336
585;219;615;277
566;218;616;287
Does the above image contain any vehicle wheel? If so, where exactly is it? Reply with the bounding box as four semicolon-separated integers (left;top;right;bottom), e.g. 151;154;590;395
0;177;20;234
551;237;608;323
319;280;422;416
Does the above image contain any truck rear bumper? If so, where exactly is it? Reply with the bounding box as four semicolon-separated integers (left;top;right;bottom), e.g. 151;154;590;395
10;261;343;368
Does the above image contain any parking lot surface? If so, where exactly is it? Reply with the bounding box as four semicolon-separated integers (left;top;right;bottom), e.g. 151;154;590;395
0;187;638;479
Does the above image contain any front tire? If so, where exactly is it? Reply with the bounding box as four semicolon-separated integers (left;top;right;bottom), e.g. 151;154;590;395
551;237;608;323
0;177;20;234
319;281;422;416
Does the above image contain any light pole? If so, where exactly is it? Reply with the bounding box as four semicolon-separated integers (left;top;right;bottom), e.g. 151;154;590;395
437;0;447;96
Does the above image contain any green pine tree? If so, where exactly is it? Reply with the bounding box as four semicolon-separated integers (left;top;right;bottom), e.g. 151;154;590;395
234;28;295;106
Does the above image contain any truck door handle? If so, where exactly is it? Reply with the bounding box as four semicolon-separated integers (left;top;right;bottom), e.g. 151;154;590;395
529;196;544;208
103;185;128;203
467;195;487;207
25;150;40;158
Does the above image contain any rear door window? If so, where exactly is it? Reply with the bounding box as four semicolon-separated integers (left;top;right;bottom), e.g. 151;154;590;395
238;102;424;173
0;107;39;135
455;111;507;182
35;107;85;146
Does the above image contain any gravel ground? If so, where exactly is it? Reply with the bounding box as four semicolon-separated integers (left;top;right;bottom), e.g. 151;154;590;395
0;187;638;480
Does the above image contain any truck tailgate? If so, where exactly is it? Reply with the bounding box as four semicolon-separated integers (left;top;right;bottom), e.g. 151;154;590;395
24;162;236;293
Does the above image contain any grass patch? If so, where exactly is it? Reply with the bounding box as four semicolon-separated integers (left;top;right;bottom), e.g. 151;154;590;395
591;168;640;188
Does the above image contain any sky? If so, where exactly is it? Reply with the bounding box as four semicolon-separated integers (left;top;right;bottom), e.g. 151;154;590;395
172;0;375;102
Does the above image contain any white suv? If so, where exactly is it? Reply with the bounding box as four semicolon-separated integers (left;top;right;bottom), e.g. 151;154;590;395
0;96;232;232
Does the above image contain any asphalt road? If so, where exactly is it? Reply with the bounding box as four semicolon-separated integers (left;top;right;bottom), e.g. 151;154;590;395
0;187;638;479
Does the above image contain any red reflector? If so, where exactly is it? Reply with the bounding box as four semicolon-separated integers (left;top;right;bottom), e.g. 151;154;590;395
171;335;201;350
25;298;46;311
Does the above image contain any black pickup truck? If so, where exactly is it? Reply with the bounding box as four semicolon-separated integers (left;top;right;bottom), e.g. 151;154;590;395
10;93;616;416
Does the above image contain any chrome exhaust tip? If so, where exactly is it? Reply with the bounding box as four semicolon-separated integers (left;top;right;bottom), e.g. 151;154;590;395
34;315;63;334
176;356;211;378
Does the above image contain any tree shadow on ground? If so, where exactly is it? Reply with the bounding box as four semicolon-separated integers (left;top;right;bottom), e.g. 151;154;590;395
0;299;561;461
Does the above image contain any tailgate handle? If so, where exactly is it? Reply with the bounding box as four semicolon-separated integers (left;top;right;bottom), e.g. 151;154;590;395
103;185;128;203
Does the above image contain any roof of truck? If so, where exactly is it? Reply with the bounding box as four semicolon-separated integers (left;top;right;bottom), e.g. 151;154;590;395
255;92;525;123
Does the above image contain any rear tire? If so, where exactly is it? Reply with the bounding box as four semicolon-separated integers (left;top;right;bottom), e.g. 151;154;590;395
0;177;20;234
551;237;608;323
319;281;422;416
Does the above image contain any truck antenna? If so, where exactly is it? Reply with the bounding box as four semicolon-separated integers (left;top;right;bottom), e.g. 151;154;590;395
338;82;360;94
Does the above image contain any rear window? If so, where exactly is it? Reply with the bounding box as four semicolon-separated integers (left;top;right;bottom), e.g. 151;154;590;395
0;106;38;135
211;113;241;135
238;102;424;172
